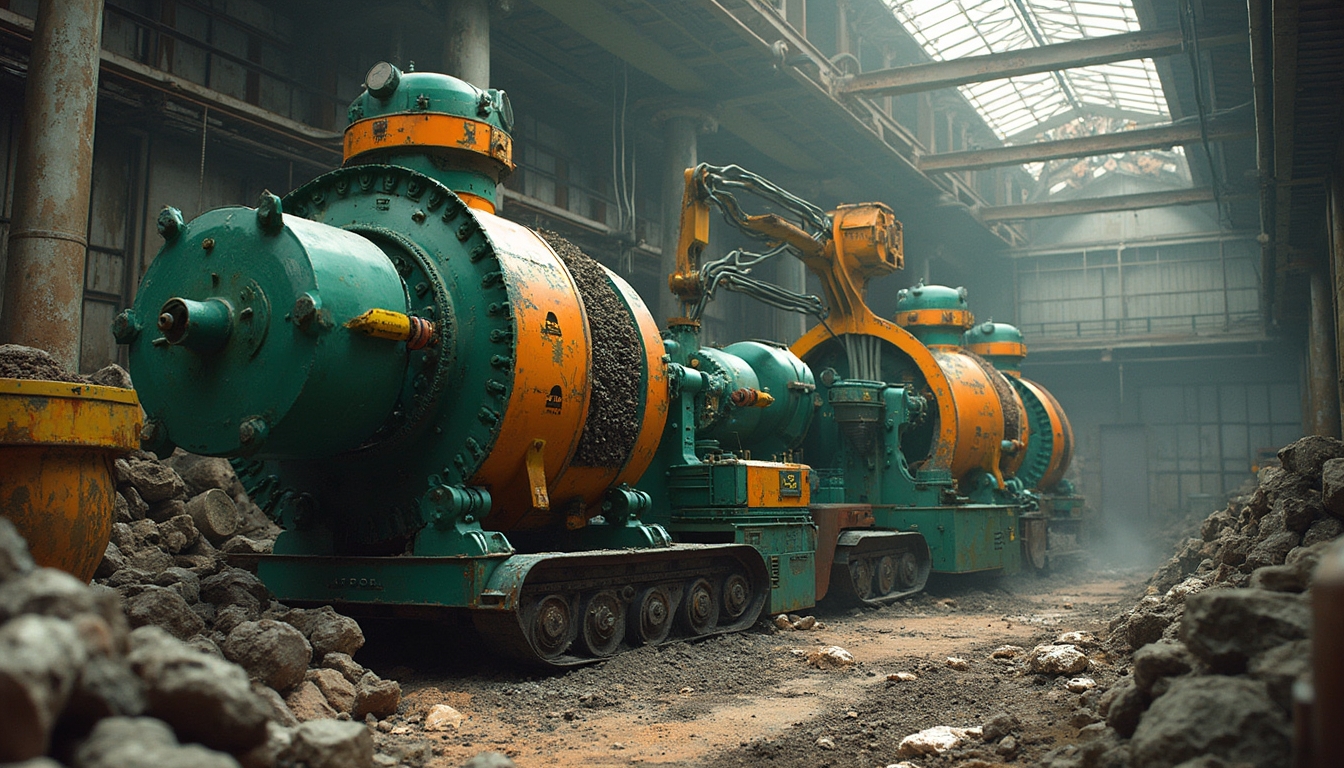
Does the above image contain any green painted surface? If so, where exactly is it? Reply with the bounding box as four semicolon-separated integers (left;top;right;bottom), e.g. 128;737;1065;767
256;553;510;609
126;205;409;460
894;282;970;346
964;321;1026;374
874;505;1021;574
346;66;514;209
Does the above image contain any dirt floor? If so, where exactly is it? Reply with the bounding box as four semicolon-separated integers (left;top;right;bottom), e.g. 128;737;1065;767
358;564;1143;768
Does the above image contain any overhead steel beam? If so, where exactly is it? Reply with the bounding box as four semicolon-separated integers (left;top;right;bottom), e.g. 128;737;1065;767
837;29;1244;97
979;187;1218;222
528;0;708;92
919;121;1253;173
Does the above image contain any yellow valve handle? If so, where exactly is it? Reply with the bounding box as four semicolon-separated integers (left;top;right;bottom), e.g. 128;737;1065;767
344;309;436;350
525;439;550;511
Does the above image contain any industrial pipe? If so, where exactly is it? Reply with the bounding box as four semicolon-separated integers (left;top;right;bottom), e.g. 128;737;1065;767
0;0;104;369
443;0;490;89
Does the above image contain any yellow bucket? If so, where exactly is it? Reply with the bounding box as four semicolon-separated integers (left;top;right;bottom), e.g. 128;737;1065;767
0;378;142;581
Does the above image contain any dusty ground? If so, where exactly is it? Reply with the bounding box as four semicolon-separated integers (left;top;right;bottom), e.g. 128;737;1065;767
358;564;1143;768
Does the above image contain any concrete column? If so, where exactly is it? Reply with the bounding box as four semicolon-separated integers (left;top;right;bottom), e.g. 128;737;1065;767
657;115;701;325
1308;267;1340;437
0;0;104;370
775;258;808;341
1332;174;1344;437
443;0;490;89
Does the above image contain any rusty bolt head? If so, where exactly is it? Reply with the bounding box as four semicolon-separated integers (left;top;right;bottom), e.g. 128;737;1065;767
238;417;268;446
157;207;184;240
291;293;317;325
202;238;215;251
111;310;140;343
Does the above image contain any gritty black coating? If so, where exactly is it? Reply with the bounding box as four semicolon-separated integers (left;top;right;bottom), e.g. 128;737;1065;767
540;231;642;468
0;344;86;383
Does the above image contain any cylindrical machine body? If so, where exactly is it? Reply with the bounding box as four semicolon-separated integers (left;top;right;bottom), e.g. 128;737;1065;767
0;0;104;369
967;321;1074;491
693;340;815;457
893;283;1010;484
124;68;669;554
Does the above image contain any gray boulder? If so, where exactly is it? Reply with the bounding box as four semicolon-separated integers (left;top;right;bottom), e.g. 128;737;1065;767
1131;676;1290;768
1132;641;1195;696
222;619;312;693
1101;676;1148;738
280;719;373;768
127;626;271;755
351;671;401;721
0;615;88;762
71;716;241;768
123;587;205;641
1181;588;1308;672
200;568;270;617
121;459;187;504
1322;458;1344;518
279;605;365;659
1248;639;1310;712
1278;435;1344;483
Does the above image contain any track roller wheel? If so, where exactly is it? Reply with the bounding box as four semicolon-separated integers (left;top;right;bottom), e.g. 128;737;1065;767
528;594;576;660
849;557;874;601
678;577;719;636
875;555;898;597
896;552;920;589
720;572;752;621
578;590;625;658
629;585;674;646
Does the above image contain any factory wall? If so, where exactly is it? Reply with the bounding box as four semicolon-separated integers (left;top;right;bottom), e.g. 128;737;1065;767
1025;351;1302;542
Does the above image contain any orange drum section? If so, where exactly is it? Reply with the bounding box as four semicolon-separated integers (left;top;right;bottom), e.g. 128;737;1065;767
1019;377;1074;490
928;348;1006;483
545;264;670;511
469;213;591;530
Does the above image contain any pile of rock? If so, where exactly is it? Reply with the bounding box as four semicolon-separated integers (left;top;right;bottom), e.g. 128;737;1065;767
0;348;406;766
96;419;402;729
0;517;394;767
1043;435;1344;768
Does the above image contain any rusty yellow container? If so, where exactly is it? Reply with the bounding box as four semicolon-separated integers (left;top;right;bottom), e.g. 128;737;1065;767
0;378;142;581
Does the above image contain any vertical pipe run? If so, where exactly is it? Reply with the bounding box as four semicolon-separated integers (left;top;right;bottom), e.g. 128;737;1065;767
658;115;699;324
0;0;105;370
1307;269;1340;437
443;0;490;89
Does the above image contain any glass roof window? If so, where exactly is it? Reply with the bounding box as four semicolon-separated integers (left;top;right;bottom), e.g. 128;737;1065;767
886;0;1171;141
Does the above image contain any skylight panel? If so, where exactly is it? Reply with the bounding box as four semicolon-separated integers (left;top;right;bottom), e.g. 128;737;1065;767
887;0;1169;141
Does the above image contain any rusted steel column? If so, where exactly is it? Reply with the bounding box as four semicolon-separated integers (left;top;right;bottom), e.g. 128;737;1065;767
443;0;490;89
1307;268;1340;437
0;0;104;370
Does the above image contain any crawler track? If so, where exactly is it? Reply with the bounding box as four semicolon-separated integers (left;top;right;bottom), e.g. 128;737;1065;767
825;530;931;606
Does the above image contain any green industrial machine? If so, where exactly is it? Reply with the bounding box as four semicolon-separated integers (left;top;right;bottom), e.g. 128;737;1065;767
117;63;801;665
117;62;1079;666
966;320;1086;568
